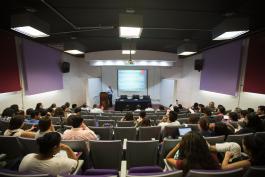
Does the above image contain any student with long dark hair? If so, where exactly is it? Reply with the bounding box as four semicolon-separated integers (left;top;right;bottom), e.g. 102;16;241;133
236;112;264;134
19;132;77;176
166;132;220;176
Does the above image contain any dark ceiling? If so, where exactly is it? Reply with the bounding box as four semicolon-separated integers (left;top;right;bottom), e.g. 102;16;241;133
1;0;265;55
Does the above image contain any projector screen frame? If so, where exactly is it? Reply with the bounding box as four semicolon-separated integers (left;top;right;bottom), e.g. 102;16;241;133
117;69;148;97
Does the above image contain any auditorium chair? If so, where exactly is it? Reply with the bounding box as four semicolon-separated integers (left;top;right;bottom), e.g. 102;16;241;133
18;137;38;155
160;138;181;168
163;126;179;139
61;140;89;159
127;169;183;177
83;119;96;127
243;166;265;177
126;140;159;169
138;126;161;140
186;168;244;177
204;135;225;145
117;121;135;127
114;127;137;141
0;136;23;160
177;118;189;124
226;133;254;148
81;115;95;119
0;120;9;133
89;126;113;140
88;140;122;170
98;120;115;127
50;117;61;125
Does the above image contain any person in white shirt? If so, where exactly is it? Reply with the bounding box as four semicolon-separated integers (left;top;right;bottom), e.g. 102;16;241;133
90;104;103;113
19;132;77;177
63;115;97;141
158;111;180;132
145;104;155;112
209;142;241;162
4;115;35;138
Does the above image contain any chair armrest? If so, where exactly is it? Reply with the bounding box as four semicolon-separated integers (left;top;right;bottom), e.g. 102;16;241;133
120;160;127;177
163;159;176;171
72;160;84;175
0;154;7;161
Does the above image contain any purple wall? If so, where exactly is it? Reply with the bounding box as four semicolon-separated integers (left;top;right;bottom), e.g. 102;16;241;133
200;40;242;96
22;39;63;95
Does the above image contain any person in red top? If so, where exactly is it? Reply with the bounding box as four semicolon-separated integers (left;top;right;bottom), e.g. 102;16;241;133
166;132;220;176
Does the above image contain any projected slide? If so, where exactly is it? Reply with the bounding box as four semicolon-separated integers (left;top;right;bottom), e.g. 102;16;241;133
118;70;147;92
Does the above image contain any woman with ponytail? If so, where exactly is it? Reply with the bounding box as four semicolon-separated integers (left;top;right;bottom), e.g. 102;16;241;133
19;132;77;176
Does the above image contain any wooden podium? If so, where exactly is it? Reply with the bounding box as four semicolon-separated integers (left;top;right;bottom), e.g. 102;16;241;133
100;92;108;110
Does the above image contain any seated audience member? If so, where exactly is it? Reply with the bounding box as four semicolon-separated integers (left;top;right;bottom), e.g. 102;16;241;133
4;115;35;138
257;105;265;119
145;104;155;112
90;104;103;113
74;107;81;115
166;132;220;176
198;104;205;113
191;102;200;113
209;142;242;163
71;104;77;113
247;108;255;114
121;112;134;121
239;110;248;122
135;110;146;127
10;104;20;113
208;101;217;112
54;107;66;118
188;114;200;124
236;113;264;134
210;122;233;139
158;111;180;131
31;110;41;120
203;107;212;117
178;104;184;110
216;105;226;116
35;103;45;115
156;105;165;112
35;116;55;138
80;103;90;111
1;107;15;118
26;108;34;118
138;118;151;127
198;117;212;137
228;112;239;122
19;132;77;176
173;106;179;113
134;105;141;112
63;115;97;141
221;134;265;170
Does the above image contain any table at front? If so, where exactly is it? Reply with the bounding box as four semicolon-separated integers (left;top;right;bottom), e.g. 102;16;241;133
114;99;151;111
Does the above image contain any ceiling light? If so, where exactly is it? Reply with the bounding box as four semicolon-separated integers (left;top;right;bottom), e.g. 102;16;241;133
64;42;85;55
177;43;197;56
119;14;143;38
122;50;136;55
178;51;197;56
11;13;50;38
64;50;84;55
213;31;249;40
212;17;249;40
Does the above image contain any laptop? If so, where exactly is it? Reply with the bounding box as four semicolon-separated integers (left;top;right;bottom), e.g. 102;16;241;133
178;127;192;136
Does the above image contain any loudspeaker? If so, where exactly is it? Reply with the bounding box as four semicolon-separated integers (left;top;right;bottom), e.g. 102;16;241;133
194;59;204;71
61;62;70;73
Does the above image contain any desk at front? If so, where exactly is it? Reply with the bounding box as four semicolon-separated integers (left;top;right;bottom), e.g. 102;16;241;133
114;99;151;111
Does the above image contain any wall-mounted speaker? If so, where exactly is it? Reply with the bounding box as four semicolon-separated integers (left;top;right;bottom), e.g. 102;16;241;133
61;62;70;73
194;59;204;71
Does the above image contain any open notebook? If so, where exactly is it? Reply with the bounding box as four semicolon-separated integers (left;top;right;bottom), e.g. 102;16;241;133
54;150;82;158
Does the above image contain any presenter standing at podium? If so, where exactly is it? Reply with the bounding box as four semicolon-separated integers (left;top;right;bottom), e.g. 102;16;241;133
107;85;113;107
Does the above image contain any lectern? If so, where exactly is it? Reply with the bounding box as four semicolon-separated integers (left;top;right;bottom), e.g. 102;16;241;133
100;92;108;110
